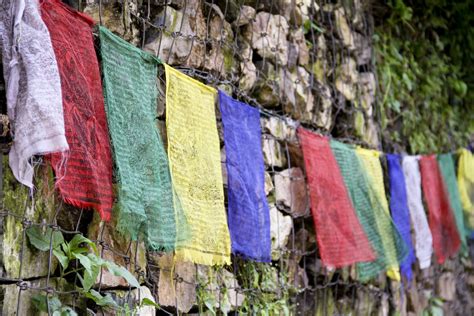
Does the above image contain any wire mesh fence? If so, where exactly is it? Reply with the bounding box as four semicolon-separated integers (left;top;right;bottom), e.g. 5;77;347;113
0;0;473;315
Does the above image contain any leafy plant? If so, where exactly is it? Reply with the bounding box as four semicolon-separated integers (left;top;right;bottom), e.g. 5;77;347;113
195;263;293;315
31;294;78;316
375;0;474;154
236;261;292;315
422;297;444;316
26;226;155;315
196;267;219;315
303;19;325;35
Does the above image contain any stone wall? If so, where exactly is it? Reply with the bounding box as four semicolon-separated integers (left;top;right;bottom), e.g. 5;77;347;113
0;0;473;315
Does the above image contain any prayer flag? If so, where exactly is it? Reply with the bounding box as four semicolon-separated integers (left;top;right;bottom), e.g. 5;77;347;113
40;0;114;220
165;65;231;265
457;148;474;238
219;91;271;262
0;0;68;188
438;153;467;252
100;26;187;250
402;156;433;269
419;155;461;264
386;154;416;281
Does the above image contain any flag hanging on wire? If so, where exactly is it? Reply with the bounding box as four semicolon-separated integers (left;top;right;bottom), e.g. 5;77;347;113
40;0;114;220
402;156;433;269
219;91;271;262
457;148;474;238
0;0;68;188
386;154;416;281
420;155;461;264
438;153;467;252
99;26;188;251
165;65;231;266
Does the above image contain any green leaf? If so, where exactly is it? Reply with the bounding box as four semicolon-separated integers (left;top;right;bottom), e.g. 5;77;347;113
83;267;100;292
75;254;100;291
390;100;401;113
432;297;444;307
431;305;444;316
69;234;97;255
26;227;64;252
74;253;92;271
310;22;325;33
303;20;325;34
60;307;78;316
61;243;70;258
402;73;413;90
31;294;48;313
140;298;160;309
31;294;64;314
53;248;69;270
103;261;140;288
204;296;216;315
85;289;118;308
302;20;311;34
220;294;231;315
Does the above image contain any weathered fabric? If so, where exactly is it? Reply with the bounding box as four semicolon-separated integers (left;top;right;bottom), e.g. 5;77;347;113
298;128;375;268
100;27;187;250
165;65;231;265
402;156;433;269
419;155;461;264
355;148;408;282
331;141;406;281
457;148;474;238
219;91;271;262
386;154;416;281
0;0;68;188
438;153;467;252
40;0;114;221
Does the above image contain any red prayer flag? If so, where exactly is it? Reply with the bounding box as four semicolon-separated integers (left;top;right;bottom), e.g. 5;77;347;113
40;0;114;220
298;128;375;267
419;155;461;264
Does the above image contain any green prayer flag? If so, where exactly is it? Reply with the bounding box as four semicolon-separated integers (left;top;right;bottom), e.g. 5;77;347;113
438;153;467;253
99;26;187;250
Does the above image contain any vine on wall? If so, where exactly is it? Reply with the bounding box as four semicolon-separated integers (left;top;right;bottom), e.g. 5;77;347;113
374;0;473;154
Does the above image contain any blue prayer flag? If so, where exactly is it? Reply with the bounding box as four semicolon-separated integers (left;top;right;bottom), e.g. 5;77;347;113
387;154;416;281
219;91;271;262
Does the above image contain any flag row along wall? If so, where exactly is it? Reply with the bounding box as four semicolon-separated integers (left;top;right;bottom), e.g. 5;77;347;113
1;0;473;281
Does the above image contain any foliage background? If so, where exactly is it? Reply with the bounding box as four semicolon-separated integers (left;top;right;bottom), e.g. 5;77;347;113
374;0;474;154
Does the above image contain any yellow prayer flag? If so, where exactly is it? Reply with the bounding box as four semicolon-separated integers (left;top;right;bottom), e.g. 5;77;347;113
356;148;401;281
458;148;474;235
164;64;231;266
